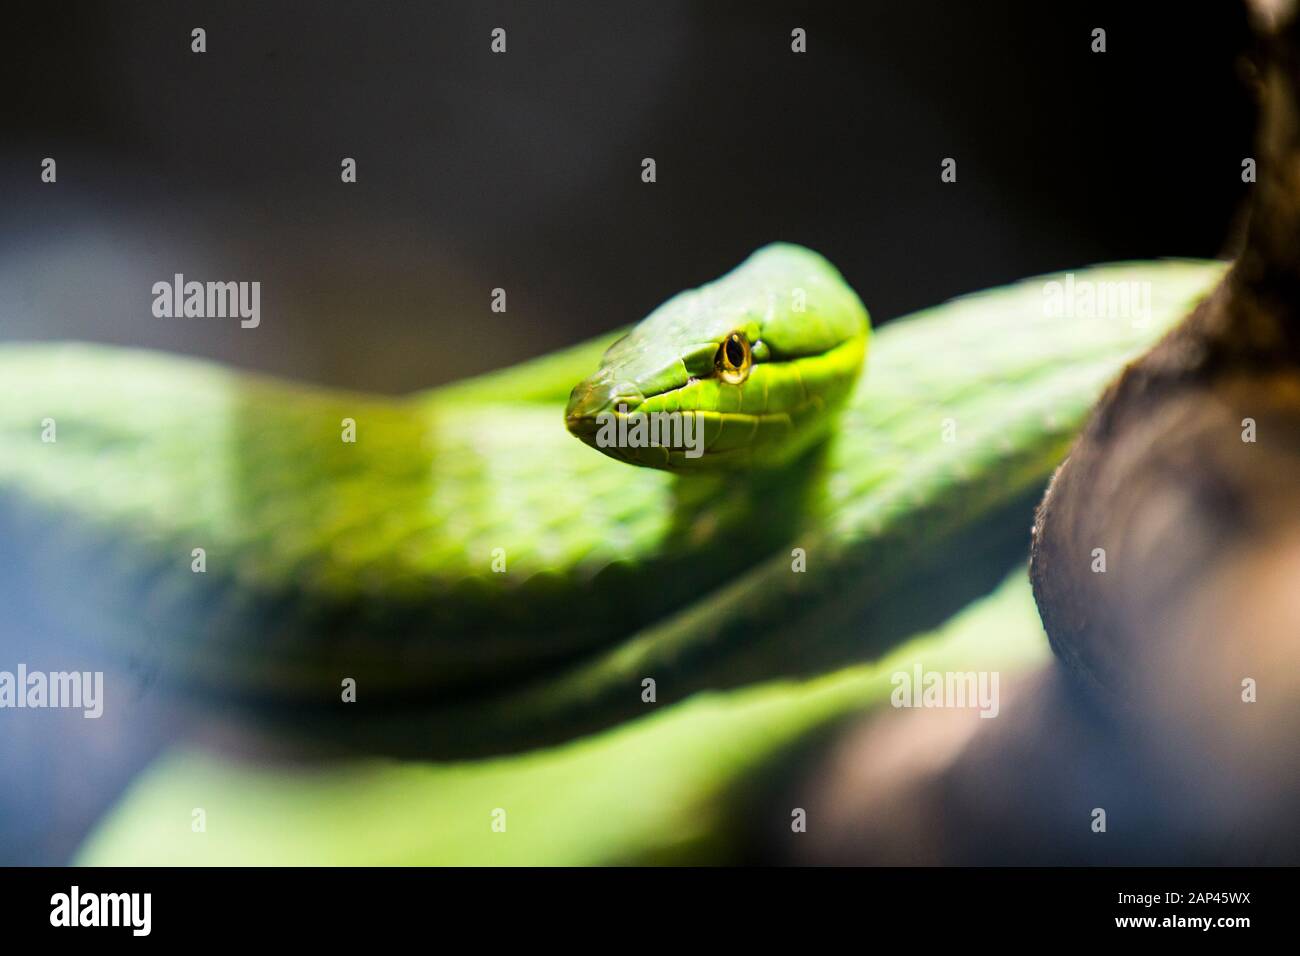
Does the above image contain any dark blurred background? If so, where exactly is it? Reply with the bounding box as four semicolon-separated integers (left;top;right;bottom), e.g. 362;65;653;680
2;1;1253;390
0;1;1259;863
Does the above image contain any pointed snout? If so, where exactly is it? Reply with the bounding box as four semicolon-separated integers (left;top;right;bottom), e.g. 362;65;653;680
564;374;645;440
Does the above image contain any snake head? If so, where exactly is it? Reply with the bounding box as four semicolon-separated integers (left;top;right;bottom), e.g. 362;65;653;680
565;243;870;472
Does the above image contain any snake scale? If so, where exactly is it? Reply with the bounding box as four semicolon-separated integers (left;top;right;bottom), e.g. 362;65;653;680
0;246;1224;758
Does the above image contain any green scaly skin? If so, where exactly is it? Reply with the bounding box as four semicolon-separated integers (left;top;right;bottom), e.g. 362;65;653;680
79;567;1049;866
0;249;1224;763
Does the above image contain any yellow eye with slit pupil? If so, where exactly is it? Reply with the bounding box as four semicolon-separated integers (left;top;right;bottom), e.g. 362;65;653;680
716;332;753;385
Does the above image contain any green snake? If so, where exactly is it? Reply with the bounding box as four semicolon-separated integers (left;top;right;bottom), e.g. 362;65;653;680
0;246;1223;767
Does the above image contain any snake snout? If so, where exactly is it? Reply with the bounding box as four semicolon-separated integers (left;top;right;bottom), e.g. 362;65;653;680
564;376;645;439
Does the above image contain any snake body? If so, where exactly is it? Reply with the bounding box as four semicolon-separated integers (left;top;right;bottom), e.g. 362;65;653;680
0;248;1224;757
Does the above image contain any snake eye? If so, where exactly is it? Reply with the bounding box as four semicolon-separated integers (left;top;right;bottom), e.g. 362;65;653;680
716;332;752;385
